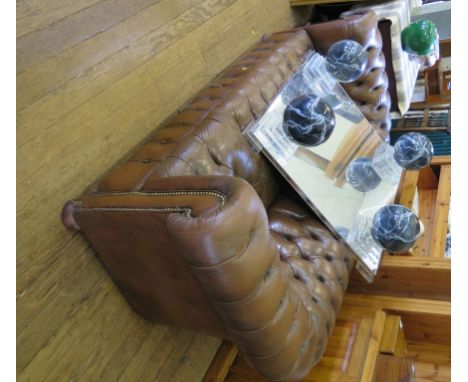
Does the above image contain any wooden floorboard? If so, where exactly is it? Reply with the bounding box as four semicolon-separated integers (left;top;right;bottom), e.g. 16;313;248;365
16;0;309;380
16;0;104;38
16;0;160;73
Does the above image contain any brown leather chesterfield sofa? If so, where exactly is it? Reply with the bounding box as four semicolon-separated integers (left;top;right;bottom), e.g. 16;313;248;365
62;11;391;382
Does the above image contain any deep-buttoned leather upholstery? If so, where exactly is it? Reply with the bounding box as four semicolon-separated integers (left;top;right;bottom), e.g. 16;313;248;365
62;11;389;382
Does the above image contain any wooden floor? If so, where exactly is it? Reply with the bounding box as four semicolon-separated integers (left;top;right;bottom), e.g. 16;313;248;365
16;1;309;380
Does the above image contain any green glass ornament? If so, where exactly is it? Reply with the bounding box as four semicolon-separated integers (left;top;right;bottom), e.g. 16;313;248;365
401;20;438;56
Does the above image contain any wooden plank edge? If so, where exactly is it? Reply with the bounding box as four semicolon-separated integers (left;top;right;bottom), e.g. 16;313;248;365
379;315;399;355
344;294;451;317
348;255;450;301
360;310;387;382
430;155;451;165
394;169;419;206
381;255;450;269
203;341;238;382
430;164;451;258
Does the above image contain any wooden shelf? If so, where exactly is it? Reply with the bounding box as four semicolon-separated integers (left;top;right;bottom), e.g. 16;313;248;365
214;308;390;382
350;156;451;299
349;255;450;301
206;294;450;381
431;164;451;258
395;157;451;259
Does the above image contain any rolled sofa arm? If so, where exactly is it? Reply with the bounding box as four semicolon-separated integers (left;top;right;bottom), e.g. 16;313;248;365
62;175;330;381
62;175;238;233
61;175;259;338
165;180;332;381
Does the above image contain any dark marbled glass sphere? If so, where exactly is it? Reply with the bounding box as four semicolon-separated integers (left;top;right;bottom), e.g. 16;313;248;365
371;204;421;253
393;132;434;170
346;157;382;192
326;40;368;83
283;95;335;146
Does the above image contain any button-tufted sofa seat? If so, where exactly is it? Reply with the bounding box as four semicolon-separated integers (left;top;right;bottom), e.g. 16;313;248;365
62;11;391;382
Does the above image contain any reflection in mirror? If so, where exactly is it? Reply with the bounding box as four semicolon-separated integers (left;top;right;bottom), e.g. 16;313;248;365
346;158;382;192
246;52;403;281
325;39;368;83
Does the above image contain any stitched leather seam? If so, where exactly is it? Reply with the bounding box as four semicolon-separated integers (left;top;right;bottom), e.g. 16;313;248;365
90;190;226;206
77;206;193;218
84;190;227;218
78;187;227;218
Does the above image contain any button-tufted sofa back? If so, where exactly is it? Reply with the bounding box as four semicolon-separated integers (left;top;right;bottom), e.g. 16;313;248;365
97;11;392;209
98;30;313;208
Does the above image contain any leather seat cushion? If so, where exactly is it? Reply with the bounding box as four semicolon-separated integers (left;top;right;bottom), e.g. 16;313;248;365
267;194;355;334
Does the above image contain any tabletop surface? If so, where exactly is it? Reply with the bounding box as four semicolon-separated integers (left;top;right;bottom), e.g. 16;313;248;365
246;51;403;281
